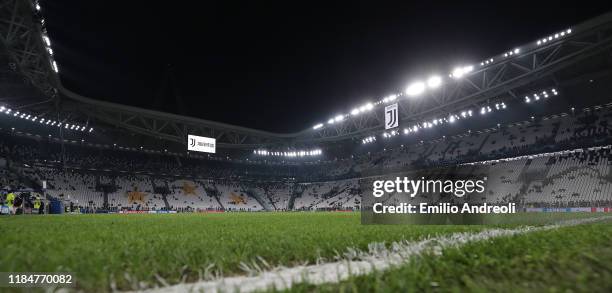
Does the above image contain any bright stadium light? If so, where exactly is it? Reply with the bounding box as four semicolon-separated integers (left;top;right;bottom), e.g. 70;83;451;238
451;65;473;78
452;67;464;78
358;103;374;112
351;108;360;116
383;94;398;103
427;75;442;88
42;35;51;46
334;115;344;122
313;123;323;130
406;81;425;96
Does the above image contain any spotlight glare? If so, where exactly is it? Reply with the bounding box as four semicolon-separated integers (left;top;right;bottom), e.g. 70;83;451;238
405;81;425;96
427;75;442;88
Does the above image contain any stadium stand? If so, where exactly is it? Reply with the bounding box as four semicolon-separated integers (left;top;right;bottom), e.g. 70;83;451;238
2;103;612;212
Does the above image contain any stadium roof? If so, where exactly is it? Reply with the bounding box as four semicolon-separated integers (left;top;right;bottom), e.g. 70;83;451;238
1;0;612;149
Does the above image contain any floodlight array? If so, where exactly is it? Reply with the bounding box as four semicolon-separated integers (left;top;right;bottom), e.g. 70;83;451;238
254;148;322;157
33;1;59;73
0;105;93;133
310;24;574;131
449;65;474;78
374;100;508;140
362;136;376;144
382;130;400;138
524;88;558;103
503;48;520;58
480;58;494;66
537;29;572;46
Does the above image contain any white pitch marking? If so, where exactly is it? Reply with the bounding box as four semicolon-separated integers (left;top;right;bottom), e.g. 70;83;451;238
134;217;609;293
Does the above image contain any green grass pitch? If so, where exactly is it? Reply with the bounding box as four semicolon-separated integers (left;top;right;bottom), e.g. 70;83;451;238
1;212;611;292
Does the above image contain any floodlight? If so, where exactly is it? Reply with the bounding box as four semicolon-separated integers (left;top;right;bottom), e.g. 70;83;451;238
427;76;442;88
406;81;425;96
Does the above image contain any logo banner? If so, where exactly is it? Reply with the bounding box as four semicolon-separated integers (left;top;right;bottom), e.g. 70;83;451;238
187;135;216;153
385;103;399;129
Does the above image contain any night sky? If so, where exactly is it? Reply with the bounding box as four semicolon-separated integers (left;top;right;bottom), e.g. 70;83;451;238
41;1;612;133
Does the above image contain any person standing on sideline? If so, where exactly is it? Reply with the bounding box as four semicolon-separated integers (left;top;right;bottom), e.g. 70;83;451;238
6;191;15;214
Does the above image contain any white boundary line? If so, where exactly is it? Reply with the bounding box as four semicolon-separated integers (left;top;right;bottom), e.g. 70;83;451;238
134;217;609;293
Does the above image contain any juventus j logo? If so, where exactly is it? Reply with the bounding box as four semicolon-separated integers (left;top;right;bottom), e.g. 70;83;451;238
189;138;196;147
385;103;399;129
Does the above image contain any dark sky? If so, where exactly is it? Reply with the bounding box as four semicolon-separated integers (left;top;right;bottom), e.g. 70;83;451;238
41;1;612;133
